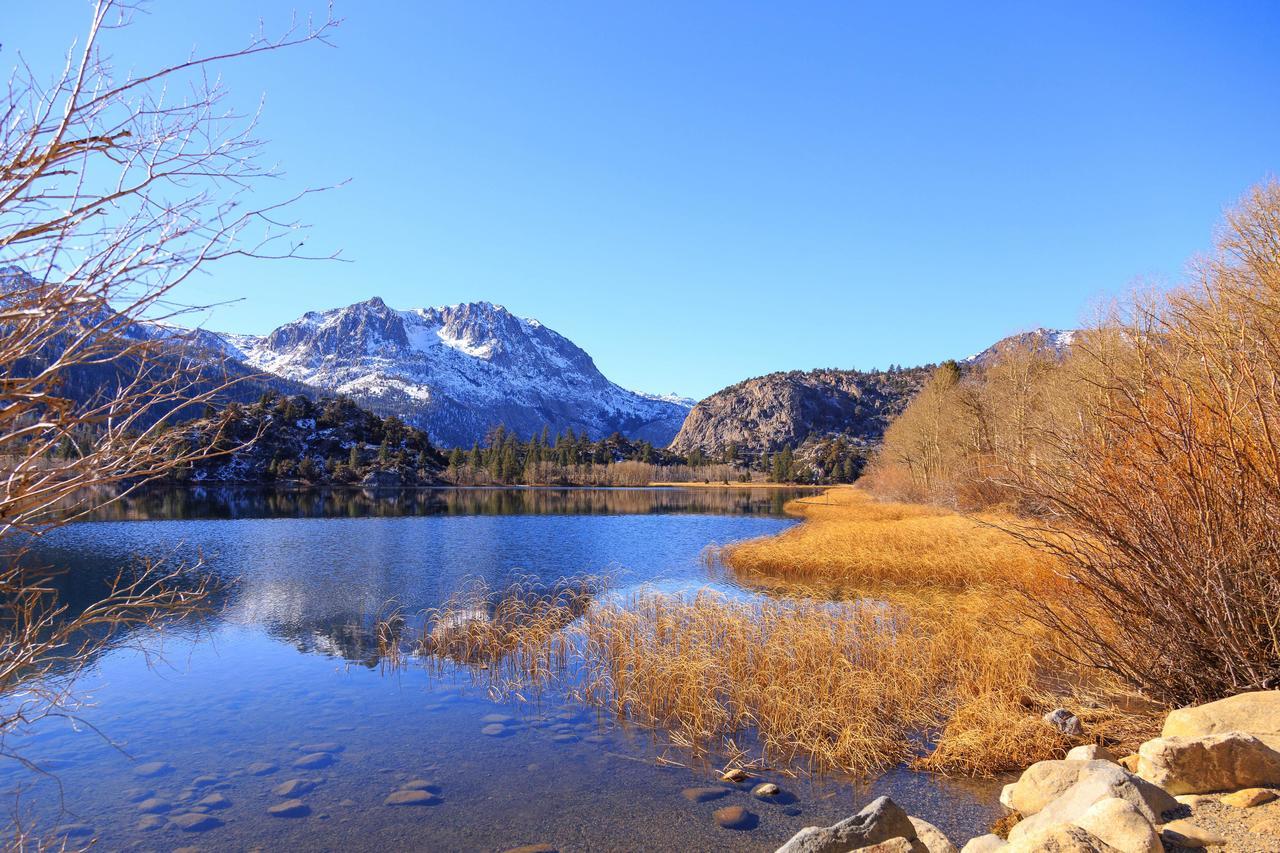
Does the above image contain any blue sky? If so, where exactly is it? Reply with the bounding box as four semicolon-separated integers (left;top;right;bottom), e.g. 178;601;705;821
8;2;1280;399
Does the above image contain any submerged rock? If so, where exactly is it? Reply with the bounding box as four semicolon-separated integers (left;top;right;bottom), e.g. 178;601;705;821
293;752;335;770
194;792;231;810
169;812;223;831
298;741;344;754
681;787;730;803
133;761;173;778
136;797;171;814
481;723;508;737
384;789;441;806
399;779;441;792
136;815;165;832
246;761;279;776
268;798;311;818
712;805;757;830
274;778;318;797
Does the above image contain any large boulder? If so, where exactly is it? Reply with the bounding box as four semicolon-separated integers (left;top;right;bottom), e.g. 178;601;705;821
908;816;957;853
1065;745;1118;763
1161;690;1280;750
1006;825;1120;852
775;796;917;853
1008;766;1176;843
1137;732;1280;794
1002;760;1123;815
1071;798;1161;853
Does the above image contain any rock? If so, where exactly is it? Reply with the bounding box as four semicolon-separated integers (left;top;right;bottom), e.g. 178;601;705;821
1071;797;1161;853
960;836;1008;852
136;797;171;814
1008;766;1177;843
384;789;441;806
1004;760;1119;815
720;768;749;783
861;840;926;853
126;787;155;803
298;742;343;754
909;816;958;853
400;779;441;792
246;761;279;776
1173;793;1215;806
482;713;514;724
681;787;730;803
133;761;173;778
481;723;508;736
501;846;558;853
753;783;781;798
137;814;166;831
191;774;221;788
274;778;318;797
268;798;311;817
1159;819;1227;848
1219;786;1277;807
194;792;231;810
551;733;579;743
999;784;1016;809
776;796;917;853
1006;824;1118;852
52;823;93;839
293;752;335;770
712;805;757;830
1044;709;1084;737
1116;755;1139;773
169;812;224;831
1137;732;1280;794
1161;689;1280;750
1066;745;1118;763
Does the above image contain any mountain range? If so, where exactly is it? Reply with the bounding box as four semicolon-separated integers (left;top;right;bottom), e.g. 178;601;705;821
204;297;692;448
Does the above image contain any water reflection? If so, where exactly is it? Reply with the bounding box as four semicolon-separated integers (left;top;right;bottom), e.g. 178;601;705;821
88;485;819;521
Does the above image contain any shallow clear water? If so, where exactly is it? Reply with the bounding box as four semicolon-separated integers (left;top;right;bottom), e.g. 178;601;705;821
3;487;1004;851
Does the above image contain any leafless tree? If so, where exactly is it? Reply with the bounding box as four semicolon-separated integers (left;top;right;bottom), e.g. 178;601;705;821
0;1;339;841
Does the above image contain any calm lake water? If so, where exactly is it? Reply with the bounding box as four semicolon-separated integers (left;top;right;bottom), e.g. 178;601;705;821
4;487;1003;851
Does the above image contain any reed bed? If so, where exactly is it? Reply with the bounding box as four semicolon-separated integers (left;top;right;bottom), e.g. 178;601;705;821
393;490;1159;778
719;487;1062;590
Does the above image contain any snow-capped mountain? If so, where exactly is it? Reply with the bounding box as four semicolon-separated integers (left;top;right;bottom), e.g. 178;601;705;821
963;327;1077;365
212;297;692;448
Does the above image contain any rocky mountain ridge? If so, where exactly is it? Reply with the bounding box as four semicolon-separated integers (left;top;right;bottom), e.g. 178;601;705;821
207;297;692;448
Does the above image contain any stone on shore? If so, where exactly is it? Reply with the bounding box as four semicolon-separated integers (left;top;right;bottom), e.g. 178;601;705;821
1158;819;1228;848
908;816;957;853
1007;765;1175;842
1137;732;1280;794
775;796;917;853
1161;689;1280;750
1043;709;1084;737
1005;824;1118;851
1065;745;1118;763
1002;760;1122;815
1220;787;1277;807
959;835;1007;852
1070;797;1161;853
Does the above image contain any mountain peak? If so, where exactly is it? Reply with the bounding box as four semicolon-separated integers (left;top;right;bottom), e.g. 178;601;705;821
218;295;691;447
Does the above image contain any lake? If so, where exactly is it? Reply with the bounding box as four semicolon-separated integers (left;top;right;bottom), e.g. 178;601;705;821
3;487;1003;851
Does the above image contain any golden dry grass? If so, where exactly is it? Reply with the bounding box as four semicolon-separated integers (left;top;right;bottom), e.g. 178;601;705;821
720;487;1062;590
399;489;1160;778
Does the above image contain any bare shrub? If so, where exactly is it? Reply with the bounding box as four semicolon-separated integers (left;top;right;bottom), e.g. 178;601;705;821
0;0;338;831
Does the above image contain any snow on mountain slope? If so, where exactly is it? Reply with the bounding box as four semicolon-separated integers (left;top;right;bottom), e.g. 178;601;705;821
963;327;1077;365
214;297;692;447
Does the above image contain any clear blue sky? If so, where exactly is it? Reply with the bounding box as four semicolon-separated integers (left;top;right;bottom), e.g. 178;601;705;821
8;2;1279;399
